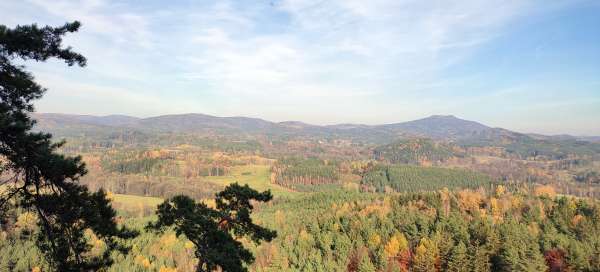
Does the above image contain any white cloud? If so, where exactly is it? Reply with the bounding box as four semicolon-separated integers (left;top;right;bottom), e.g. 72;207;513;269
3;0;596;134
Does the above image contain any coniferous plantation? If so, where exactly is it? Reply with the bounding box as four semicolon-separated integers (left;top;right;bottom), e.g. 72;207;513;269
2;2;600;271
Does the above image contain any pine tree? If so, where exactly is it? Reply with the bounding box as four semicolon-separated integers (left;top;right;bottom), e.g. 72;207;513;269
148;183;277;272
0;22;135;270
468;244;491;272
447;242;468;272
357;252;376;272
497;221;547;272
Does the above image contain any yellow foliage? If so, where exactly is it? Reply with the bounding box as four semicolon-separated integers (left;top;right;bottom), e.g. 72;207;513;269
511;195;523;210
142;258;152;268
332;223;340;231
160;233;178;248
159;266;177;272
184;241;195;250
201;199;217;209
368;234;381;248
105;191;114;200
412;237;439;271
415;243;427;257
490;197;503;222
359;203;390;218
16;212;37;231
384;232;408;258
135;255;152;268
495;185;506;197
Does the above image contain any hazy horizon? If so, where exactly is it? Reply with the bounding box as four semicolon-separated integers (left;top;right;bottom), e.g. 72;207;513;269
3;0;600;135
34;111;600;137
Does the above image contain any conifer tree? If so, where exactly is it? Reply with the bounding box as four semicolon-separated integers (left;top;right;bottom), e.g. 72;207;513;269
468;244;491;272
447;242;468;272
357;252;376;272
148;183;277;272
497;221;547;271
0;22;135;271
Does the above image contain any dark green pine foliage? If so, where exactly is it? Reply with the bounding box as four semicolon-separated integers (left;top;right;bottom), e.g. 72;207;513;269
0;22;136;270
273;157;340;189
497;220;547;272
361;164;491;192
148;183;277;272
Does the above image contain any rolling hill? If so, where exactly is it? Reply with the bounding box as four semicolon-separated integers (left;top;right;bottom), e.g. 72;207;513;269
32;113;504;139
32;112;600;158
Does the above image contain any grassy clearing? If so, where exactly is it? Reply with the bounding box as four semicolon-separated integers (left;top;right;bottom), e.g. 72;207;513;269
203;165;299;198
111;193;163;207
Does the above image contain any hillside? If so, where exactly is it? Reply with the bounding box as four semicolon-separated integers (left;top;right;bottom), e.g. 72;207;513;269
373;138;461;164
33;112;591;141
33;113;600;158
377;114;491;139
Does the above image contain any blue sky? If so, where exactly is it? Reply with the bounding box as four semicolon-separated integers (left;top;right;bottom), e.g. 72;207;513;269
2;0;599;135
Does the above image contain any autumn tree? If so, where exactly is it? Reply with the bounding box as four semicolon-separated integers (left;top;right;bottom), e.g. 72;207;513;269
384;232;410;270
412;237;438;272
0;22;135;270
148;183;277;272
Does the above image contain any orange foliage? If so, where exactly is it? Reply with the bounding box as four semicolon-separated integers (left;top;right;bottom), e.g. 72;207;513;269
534;185;556;198
159;266;177;272
457;189;484;213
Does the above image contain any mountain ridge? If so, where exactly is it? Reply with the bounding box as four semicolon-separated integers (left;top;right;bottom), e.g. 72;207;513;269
31;112;598;143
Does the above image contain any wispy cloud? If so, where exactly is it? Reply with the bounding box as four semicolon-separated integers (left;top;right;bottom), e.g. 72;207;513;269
2;0;598;134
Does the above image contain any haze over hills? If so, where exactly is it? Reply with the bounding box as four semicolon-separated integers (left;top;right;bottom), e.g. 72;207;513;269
32;112;597;143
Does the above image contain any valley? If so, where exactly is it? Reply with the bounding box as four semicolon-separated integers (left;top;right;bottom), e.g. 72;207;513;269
2;112;598;271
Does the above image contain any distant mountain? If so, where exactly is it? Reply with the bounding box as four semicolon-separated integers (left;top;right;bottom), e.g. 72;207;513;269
528;133;600;143
585;136;600;143
135;113;278;133
32;112;599;149
34;113;140;127
376;115;492;139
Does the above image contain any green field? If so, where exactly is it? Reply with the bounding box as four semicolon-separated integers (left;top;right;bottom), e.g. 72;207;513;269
203;165;298;198
107;165;299;215
112;193;164;207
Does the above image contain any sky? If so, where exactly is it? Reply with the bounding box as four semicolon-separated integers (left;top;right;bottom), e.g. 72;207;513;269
1;0;599;135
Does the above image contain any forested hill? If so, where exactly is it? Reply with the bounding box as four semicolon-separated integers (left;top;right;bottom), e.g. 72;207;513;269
32;113;599;149
30;113;498;137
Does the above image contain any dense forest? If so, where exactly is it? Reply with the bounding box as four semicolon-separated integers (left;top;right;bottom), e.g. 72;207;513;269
360;165;492;193
3;187;600;271
253;188;600;271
